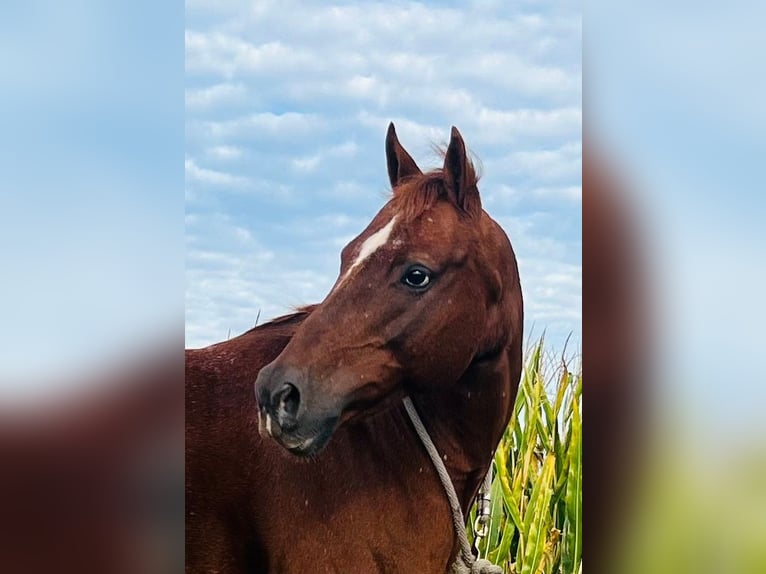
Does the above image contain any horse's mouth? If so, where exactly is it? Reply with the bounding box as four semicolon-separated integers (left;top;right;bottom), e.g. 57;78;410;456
285;436;318;456
279;418;337;457
283;434;326;457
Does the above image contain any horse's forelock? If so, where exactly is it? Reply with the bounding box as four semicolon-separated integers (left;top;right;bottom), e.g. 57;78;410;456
389;171;443;221
389;163;481;221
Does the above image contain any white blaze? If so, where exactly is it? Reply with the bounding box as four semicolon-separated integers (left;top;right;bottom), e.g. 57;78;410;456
338;215;398;285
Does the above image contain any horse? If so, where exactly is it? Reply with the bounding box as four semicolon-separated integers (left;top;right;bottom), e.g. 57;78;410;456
185;123;524;573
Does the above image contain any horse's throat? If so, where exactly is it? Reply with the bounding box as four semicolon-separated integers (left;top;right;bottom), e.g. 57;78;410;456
410;350;514;510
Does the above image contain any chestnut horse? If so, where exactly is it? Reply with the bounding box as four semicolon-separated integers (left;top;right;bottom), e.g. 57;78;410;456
186;124;524;573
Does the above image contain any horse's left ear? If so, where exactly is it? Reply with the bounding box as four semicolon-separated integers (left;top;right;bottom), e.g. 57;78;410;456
443;126;481;216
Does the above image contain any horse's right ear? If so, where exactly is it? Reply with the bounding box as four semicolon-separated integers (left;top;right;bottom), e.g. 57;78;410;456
385;123;422;189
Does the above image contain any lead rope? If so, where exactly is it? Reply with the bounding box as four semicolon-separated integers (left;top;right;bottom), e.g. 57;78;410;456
402;397;503;574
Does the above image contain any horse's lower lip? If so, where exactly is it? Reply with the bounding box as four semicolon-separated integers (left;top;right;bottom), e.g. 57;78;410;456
284;429;334;457
287;437;326;457
277;416;338;457
284;436;315;453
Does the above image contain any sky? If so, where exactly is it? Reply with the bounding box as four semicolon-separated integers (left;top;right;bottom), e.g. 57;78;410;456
185;0;582;353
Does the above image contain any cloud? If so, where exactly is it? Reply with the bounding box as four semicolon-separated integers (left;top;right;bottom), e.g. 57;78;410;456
185;2;580;104
205;145;243;160
480;141;582;208
355;108;581;149
475;108;582;140
185;31;316;79
196;111;324;141
326;140;358;158
517;258;582;343
291;154;320;172
289;140;359;173
185;158;249;187
532;185;582;201
186;82;246;109
502;141;582;180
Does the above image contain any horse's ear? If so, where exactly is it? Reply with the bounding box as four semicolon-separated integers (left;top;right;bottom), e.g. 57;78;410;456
385;122;422;189
443;126;481;216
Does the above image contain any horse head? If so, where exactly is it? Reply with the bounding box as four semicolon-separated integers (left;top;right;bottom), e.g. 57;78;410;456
255;123;522;456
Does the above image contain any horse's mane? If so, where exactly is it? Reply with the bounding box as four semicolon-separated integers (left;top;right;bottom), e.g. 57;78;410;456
246;304;318;334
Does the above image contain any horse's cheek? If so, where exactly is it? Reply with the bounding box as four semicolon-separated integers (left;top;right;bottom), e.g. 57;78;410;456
404;319;480;383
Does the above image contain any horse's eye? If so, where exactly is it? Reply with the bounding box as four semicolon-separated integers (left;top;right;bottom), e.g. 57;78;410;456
402;265;432;290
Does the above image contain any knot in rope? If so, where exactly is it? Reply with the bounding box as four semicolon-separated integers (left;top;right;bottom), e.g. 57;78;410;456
450;554;504;574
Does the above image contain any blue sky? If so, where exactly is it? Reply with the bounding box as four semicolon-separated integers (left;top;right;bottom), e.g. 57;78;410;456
185;0;582;352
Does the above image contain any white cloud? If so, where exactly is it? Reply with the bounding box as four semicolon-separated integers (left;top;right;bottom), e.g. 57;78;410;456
199;111;324;140
205;145;243;160
185;3;580;103
186;82;246;109
327;180;370;199
517;258;582;326
532;185;581;201
355;107;581;149
289;140;359;173
483;184;522;205
357;112;444;146
291;154;320;172
475;107;582;140
502;141;581;180
327;140;358;158
185;158;249;187
186;31;316;79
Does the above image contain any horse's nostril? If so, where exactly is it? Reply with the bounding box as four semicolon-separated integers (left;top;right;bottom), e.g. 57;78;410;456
274;382;300;421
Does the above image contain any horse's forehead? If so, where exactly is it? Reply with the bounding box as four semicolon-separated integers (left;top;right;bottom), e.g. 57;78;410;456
332;202;479;295
346;201;461;261
394;204;461;242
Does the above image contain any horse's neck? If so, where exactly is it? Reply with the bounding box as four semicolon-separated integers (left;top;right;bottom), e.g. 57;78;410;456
409;348;516;512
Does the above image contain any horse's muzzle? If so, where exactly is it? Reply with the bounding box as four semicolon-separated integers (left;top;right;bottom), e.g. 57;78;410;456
254;362;338;456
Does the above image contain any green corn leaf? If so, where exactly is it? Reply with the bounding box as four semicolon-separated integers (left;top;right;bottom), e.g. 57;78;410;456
520;454;556;574
553;368;570;414
489;513;517;565
562;392;582;574
484;473;506;551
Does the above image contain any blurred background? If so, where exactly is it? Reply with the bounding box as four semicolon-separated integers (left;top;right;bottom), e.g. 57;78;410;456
1;0;764;573
0;1;184;573
586;0;766;572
